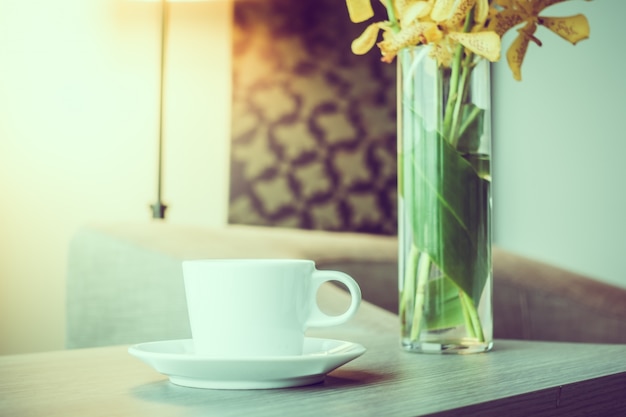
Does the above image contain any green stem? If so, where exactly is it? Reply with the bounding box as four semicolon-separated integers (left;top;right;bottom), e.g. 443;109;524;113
459;290;476;339
450;53;475;147
410;251;431;341
442;45;463;141
460;290;485;342
442;8;473;138
384;0;399;32
399;244;419;320
443;10;486;344
457;105;481;139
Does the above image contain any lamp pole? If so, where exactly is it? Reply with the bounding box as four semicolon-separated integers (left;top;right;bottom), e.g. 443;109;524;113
150;0;169;219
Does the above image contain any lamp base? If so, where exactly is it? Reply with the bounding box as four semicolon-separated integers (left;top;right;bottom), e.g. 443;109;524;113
150;202;168;219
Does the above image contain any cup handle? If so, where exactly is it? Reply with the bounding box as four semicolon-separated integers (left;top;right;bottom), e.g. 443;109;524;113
306;269;362;327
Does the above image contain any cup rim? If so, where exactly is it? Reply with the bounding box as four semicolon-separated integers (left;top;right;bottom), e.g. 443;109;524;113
183;259;315;266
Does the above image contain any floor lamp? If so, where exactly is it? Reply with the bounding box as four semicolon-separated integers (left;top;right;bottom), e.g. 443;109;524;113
135;0;211;219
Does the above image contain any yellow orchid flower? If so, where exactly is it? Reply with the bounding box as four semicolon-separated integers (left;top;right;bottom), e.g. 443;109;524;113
346;0;501;65
489;0;591;80
378;21;444;62
346;0;589;76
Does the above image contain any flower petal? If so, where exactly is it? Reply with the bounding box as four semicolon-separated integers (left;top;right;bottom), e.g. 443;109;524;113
474;0;489;25
447;0;477;28
345;0;375;23
430;0;459;22
506;24;537;81
401;1;433;26
378;22;439;62
540;14;590;45
430;39;456;67
449;31;501;61
351;22;382;55
488;8;525;36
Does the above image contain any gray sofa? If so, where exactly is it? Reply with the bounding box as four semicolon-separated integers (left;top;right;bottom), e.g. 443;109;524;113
66;222;626;348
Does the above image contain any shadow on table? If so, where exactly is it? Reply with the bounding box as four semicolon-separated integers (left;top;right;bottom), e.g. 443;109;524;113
130;369;390;409
303;368;389;389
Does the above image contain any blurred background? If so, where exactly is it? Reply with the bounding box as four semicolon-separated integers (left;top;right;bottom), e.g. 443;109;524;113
0;0;623;355
0;0;231;354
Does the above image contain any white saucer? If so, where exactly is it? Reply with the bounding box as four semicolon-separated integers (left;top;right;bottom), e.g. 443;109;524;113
128;337;366;390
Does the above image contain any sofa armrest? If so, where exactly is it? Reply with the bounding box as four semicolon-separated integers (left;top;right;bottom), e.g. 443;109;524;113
493;247;626;343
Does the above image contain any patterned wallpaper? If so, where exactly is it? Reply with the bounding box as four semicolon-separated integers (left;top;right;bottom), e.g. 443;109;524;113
228;0;397;235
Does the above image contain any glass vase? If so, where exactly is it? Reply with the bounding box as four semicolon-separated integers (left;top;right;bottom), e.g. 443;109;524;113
398;46;493;354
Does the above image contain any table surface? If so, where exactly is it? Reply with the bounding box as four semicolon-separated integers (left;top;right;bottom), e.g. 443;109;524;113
2;285;625;417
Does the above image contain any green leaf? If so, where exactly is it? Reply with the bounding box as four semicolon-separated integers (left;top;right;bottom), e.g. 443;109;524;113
456;104;484;154
424;275;466;330
405;129;491;304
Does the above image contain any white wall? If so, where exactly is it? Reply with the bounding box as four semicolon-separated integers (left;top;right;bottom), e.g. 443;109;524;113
492;1;626;288
0;0;231;354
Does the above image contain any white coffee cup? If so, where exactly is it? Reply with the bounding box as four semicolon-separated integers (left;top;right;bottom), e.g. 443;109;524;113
182;259;362;358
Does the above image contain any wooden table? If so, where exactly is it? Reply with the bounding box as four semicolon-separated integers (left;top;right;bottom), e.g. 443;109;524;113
2;286;625;417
